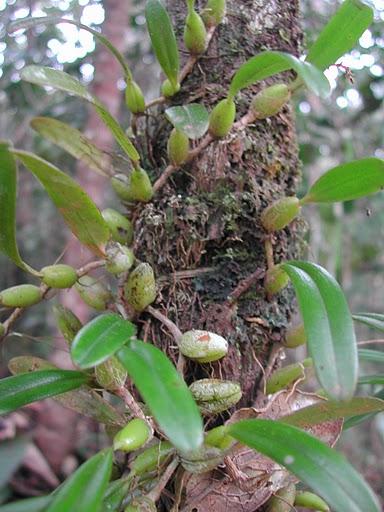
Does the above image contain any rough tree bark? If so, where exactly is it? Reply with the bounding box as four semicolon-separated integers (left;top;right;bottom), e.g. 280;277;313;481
136;0;303;406
130;1;304;508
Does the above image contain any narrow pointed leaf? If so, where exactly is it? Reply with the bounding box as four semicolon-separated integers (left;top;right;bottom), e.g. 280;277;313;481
282;261;357;400
281;397;384;427
20;66;139;162
31;117;111;176
229;50;330;98
358;349;384;363
9;17;132;78
358;375;384;386
353;312;384;332
117;341;203;453
145;0;180;88
306;0;374;71
165;104;209;140
0;142;35;273
0;437;29;487
228;419;380;512
46;448;113;512
8;356;125;425
0;496;52;512
301;158;384;204
0;370;88;415
344;389;384;429
12;150;109;255
71;313;136;369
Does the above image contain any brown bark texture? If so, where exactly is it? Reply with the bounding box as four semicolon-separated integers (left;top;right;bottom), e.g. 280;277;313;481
134;0;304;406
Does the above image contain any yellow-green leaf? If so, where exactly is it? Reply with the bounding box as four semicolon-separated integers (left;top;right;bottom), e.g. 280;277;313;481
12;150;110;256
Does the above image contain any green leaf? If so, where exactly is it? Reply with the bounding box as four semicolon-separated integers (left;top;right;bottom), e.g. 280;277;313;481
229;50;330;98
0;370;88;415
12;150;110;256
9;17;132;79
8;356;126;425
0;142;36;273
0;496;52;512
282;261;357;401
46;448;113;512
228;419;380;512
20;66;139;162
31;117;111;177
71;313;136;369
353;312;384;332
358;349;384;363
0;437;29;488
165;104;209;140
306;0;374;71
117;341;203;453
145;0;180;88
344;389;384;430
358;375;384;386
280;397;384;427
301;158;384;204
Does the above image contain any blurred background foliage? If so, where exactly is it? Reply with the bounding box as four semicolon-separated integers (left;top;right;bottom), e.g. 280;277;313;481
0;0;384;500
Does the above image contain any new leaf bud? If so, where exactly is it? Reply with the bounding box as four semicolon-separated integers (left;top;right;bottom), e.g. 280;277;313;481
208;98;236;138
125;80;146;114
189;378;242;415
265;358;312;394
265;264;289;298
113;418;151;452
167;128;190;166
95;356;127;391
184;10;208;55
266;483;296;512
161;79;181;98
202;0;226;27
0;284;42;308
251;83;291;119
260;196;300;232
121;168;153;203
284;322;306;348
41;264;77;289
75;275;111;311
105;242;135;275
179;330;228;363
124;263;156;311
294;491;330;512
102;207;134;245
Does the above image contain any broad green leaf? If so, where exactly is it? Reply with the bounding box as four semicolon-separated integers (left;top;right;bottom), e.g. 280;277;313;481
0;437;29;487
344;389;384;430
71;313;136;369
301;158;384;204
280;397;384;427
117;341;203;453
0;496;52;512
165;104;209;140
358;375;384;386
20;66;139;162
358;349;384;363
31;117;111;177
46;448;113;512
0;370;88;415
9;17;132;79
306;0;374;71
282;261;357;401
8;355;125;425
0;142;35;273
145;0;180;88
228;419;380;512
229;50;330;98
12;150;109;256
353;312;384;332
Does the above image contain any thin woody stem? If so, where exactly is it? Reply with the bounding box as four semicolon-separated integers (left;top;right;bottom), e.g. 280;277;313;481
147;305;182;344
147;458;179;502
115;386;147;421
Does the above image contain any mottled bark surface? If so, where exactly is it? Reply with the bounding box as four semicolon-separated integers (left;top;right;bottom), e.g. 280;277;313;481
135;0;304;406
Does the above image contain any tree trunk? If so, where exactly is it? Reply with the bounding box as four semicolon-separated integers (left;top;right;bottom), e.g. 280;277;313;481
132;2;304;507
136;0;303;404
